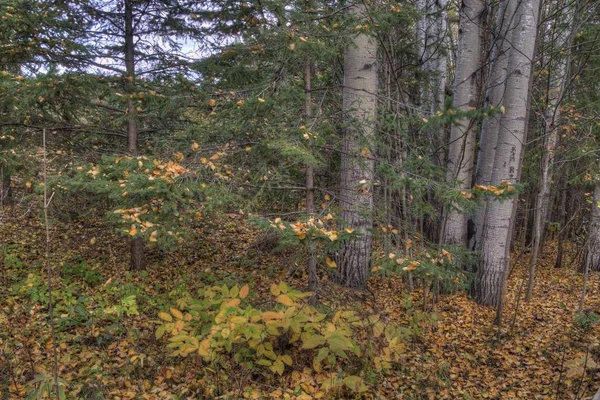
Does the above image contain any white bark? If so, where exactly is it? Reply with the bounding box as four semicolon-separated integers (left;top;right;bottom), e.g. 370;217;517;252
471;0;518;251
526;1;575;301
337;2;378;289
418;0;449;115
443;0;485;245
474;0;540;307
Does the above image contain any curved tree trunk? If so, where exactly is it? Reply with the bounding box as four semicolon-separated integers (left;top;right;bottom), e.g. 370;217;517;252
337;2;378;290
474;0;540;308
443;0;485;246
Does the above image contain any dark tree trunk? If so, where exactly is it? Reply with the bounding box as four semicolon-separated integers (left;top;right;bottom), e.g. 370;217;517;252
555;179;568;268
0;172;11;206
130;237;145;271
124;0;137;155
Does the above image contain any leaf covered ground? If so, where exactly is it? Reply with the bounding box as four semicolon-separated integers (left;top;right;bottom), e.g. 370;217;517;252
1;203;599;399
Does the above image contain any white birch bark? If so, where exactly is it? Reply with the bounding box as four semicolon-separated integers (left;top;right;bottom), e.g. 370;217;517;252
337;2;378;289
474;0;540;307
418;0;449;115
443;0;485;245
471;0;518;251
526;1;575;301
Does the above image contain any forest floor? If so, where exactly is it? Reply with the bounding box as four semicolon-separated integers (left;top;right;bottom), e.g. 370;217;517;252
0;202;599;400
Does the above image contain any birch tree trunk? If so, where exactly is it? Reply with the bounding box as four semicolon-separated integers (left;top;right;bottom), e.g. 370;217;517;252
471;0;518;251
474;0;540;308
526;1;575;301
418;0;449;116
337;2;378;289
443;0;485;245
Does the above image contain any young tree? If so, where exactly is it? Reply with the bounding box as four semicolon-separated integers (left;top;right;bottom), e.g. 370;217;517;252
337;1;378;289
443;0;485;246
474;0;541;310
526;0;575;301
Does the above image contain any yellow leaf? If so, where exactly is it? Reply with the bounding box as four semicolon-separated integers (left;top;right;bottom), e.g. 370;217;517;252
403;261;420;271
224;298;241;307
280;354;293;366
270;283;281;296
324;194;331;201
128;224;138;236
239;284;250;299
245;146;252;151
325;257;336;268
262;311;283;321
149;231;158;242
158;312;172;322
208;99;216;107
406;239;412;250
191;142;199;150
441;249;452;261
258;97;265;103
276;294;295;306
170;308;183;320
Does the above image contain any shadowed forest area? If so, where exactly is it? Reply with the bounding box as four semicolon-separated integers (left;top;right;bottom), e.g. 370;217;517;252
1;0;600;399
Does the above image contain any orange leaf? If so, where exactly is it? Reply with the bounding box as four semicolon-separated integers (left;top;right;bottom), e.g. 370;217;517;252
239;284;250;299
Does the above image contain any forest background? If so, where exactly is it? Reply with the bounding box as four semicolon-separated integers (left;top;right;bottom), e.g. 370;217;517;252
1;0;600;399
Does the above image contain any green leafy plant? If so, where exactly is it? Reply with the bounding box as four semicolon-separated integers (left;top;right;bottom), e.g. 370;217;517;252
157;282;409;395
573;311;600;333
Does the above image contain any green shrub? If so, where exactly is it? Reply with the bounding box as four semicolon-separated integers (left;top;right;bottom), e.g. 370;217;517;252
157;282;410;397
573;311;600;332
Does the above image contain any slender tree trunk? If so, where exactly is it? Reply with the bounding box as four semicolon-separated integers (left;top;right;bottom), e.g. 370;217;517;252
124;0;144;270
585;181;600;273
474;0;540;308
471;0;517;251
130;237;145;271
555;172;568;268
304;0;317;296
125;0;137;155
443;0;485;246
337;2;378;290
526;0;574;301
0;167;11;206
418;0;449;115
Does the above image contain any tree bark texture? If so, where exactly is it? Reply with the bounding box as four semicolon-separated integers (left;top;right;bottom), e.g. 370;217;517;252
337;2;378;290
471;0;518;251
130;236;145;271
474;0;540;307
443;0;485;246
418;0;449;115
